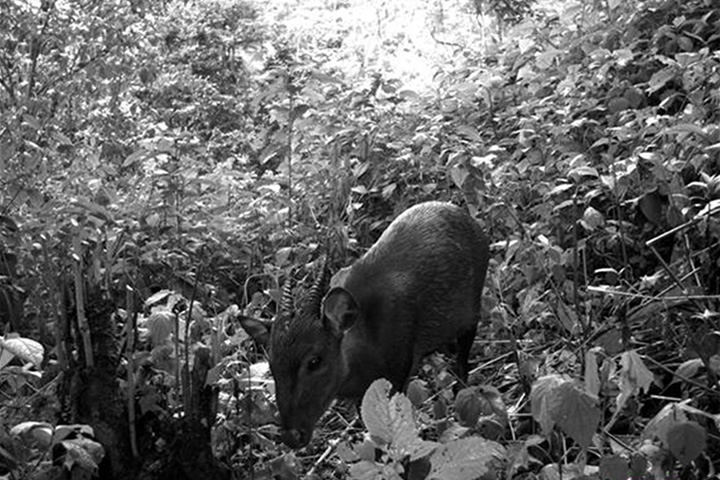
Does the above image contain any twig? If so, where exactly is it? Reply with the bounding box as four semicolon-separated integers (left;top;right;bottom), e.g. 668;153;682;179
307;420;358;476
642;354;720;397
587;285;720;301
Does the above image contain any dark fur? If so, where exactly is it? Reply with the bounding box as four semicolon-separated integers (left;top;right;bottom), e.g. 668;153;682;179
241;202;490;448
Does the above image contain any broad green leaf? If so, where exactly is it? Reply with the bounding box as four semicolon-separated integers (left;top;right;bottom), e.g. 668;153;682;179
454;388;482;427
61;436;104;474
360;379;434;460
673;359;703;382
639;191;664;226
667;421;706;465
530;374;567;435
428;437;504;480
531;375;600;448
349;460;383;480
568;166;599;182
0;347;13;370
599;455;629;480
406;379;428;408
449;165;468;189
620;350;655;395
582;206;604;230
146;310;175;346
648;67;676;94
361;379;396;446
10;421;54;447
554;381;600;449
0;335;44;368
643;403;688;445
270;452;299;480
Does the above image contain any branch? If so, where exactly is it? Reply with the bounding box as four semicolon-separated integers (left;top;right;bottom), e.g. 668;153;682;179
25;0;55;102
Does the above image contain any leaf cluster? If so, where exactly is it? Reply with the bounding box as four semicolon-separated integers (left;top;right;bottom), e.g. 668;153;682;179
1;0;720;479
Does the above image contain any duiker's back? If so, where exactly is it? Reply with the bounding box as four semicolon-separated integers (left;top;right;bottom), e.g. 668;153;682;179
333;201;489;397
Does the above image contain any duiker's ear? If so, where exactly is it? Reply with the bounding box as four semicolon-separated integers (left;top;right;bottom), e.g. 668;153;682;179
238;315;273;346
322;287;359;333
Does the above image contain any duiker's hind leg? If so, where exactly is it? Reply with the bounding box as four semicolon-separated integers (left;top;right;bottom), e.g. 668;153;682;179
455;324;477;384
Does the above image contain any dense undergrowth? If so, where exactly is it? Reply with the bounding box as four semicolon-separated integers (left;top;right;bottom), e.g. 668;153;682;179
1;0;719;478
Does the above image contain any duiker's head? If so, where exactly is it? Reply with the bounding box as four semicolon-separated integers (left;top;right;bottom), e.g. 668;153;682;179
240;259;349;448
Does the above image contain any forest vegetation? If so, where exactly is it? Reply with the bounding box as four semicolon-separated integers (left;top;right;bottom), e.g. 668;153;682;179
1;0;719;478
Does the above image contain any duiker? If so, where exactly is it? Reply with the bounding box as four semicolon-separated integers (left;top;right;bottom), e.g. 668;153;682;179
240;201;490;448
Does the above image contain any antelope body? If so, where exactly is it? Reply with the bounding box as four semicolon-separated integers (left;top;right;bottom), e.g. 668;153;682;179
241;201;490;448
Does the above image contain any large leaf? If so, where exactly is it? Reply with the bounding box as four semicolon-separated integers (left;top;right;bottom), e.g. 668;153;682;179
10;421;54;448
530;374;600;449
0;334;44;368
617;350;655;415
554;381;600;449
530;374;567;435
667;421;706;466
428;437;505;480
361;379;436;460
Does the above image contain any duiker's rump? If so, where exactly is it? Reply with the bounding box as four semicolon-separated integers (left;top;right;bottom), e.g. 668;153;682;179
240;202;490;448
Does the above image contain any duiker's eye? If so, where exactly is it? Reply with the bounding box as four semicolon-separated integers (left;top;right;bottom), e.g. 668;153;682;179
307;355;323;372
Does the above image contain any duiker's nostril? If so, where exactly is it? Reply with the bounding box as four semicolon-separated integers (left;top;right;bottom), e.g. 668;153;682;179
281;429;310;449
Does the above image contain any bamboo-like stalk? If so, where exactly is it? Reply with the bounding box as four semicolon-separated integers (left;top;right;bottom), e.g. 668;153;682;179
73;235;93;368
